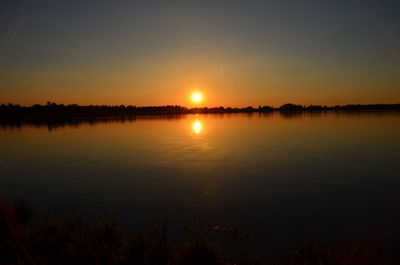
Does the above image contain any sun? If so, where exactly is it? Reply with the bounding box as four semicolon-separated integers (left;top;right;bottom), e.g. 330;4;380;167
191;92;203;104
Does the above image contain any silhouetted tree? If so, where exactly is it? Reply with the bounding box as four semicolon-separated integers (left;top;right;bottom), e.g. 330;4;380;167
279;103;304;111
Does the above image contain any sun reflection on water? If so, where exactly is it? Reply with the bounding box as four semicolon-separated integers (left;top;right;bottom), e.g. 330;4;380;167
192;120;203;134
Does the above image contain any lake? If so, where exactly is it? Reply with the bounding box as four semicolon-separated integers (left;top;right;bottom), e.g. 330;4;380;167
1;112;400;250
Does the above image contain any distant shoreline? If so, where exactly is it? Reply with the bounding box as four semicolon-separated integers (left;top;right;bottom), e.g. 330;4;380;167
1;103;400;118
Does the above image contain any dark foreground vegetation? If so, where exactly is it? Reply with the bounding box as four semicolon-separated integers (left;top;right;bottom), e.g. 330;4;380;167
1;102;400;118
1;199;399;265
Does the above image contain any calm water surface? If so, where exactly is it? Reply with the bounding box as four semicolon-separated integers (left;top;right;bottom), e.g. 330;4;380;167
1;112;400;248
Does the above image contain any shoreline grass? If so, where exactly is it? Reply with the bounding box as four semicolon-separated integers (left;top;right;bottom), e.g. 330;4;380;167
1;199;399;265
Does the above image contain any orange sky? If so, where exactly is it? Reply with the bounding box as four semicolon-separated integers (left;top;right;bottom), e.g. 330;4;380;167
1;1;400;107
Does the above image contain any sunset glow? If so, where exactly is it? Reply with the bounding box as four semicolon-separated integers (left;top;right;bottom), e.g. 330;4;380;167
2;1;400;263
0;1;399;106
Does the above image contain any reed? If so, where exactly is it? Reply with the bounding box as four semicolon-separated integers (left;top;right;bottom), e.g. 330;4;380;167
0;199;398;265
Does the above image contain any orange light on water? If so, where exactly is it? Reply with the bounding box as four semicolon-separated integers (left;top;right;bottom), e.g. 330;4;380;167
192;120;203;134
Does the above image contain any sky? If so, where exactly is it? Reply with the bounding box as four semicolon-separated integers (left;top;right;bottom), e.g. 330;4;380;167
0;0;399;107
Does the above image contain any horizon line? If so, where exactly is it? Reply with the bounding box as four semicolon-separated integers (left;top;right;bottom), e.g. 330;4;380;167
2;102;400;108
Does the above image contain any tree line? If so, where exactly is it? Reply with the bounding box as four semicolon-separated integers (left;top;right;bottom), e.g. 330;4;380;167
1;102;400;116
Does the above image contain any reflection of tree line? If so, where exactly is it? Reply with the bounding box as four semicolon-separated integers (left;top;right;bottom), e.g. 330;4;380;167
0;115;184;131
1;102;400;130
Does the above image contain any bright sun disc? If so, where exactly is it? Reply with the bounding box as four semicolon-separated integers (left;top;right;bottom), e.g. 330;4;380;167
191;92;203;104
